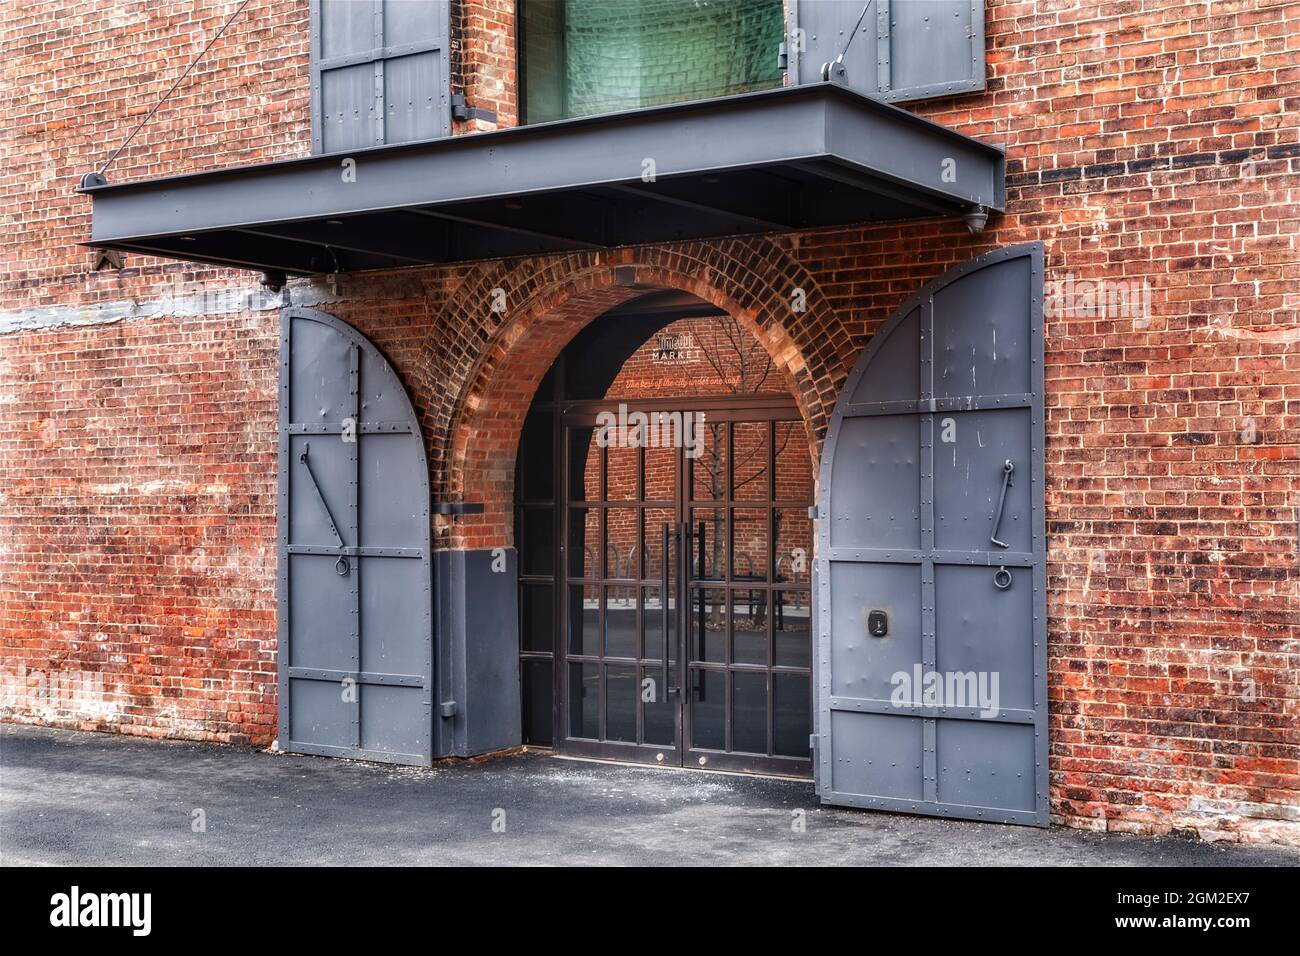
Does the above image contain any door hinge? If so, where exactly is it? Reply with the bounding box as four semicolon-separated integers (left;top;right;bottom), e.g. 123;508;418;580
433;500;485;516
807;505;819;520
451;93;497;124
439;700;457;718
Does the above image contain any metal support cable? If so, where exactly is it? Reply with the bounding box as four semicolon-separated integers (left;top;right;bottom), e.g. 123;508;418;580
97;0;254;177
820;0;875;82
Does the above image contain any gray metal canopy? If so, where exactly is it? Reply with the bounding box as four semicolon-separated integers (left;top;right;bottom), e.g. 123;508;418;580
80;82;1005;277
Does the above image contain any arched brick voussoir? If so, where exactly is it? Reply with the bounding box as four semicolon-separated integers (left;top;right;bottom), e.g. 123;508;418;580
438;239;849;550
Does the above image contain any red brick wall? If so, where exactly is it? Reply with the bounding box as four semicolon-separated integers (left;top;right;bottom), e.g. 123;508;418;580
1;0;310;314
438;248;838;547
453;0;518;131
0;313;279;743
604;315;790;399
0;0;308;745
1;1;1297;843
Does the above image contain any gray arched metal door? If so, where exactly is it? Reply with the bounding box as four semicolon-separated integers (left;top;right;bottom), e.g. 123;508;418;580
277;307;434;765
816;244;1047;826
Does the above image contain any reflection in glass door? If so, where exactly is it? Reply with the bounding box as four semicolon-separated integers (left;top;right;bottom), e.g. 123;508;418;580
558;401;813;776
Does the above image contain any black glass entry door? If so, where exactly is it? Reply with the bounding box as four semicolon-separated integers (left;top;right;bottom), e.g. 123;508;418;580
558;397;813;776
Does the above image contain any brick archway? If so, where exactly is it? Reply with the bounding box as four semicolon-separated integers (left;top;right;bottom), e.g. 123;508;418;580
440;238;851;549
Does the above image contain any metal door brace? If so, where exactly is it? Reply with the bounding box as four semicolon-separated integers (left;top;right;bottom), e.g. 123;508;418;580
298;443;345;549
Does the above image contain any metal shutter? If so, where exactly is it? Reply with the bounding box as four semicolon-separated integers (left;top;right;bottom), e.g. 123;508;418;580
790;0;985;103
310;0;451;153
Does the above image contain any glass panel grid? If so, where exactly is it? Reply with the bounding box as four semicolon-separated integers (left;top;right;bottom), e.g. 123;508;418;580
548;409;812;769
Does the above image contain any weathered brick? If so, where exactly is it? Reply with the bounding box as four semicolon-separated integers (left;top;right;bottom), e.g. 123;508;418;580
0;0;1297;846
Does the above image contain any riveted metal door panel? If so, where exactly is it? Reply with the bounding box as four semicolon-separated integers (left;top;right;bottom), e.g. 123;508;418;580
817;244;1047;825
828;562;921;701
934;409;1034;554
827;415;921;550
288;555;357;672
310;0;451;153
790;1;986;104
279;307;434;766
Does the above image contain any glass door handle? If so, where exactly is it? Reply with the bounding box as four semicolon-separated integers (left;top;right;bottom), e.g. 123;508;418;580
683;520;694;580
661;522;671;700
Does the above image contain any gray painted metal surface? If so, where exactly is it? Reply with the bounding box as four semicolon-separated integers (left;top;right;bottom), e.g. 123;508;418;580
815;244;1047;826
435;548;522;757
790;0;986;103
278;307;434;765
81;83;1004;276
310;0;451;153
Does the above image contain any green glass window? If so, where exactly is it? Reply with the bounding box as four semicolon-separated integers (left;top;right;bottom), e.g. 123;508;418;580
519;0;785;125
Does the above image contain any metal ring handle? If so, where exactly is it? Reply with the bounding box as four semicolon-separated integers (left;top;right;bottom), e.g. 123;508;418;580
335;556;350;576
993;566;1012;590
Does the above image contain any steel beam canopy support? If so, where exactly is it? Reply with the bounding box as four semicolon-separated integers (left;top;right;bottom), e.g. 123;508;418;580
80;83;1005;276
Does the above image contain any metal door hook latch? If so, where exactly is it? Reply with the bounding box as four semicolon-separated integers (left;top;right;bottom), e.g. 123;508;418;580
993;566;1012;590
989;458;1016;549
